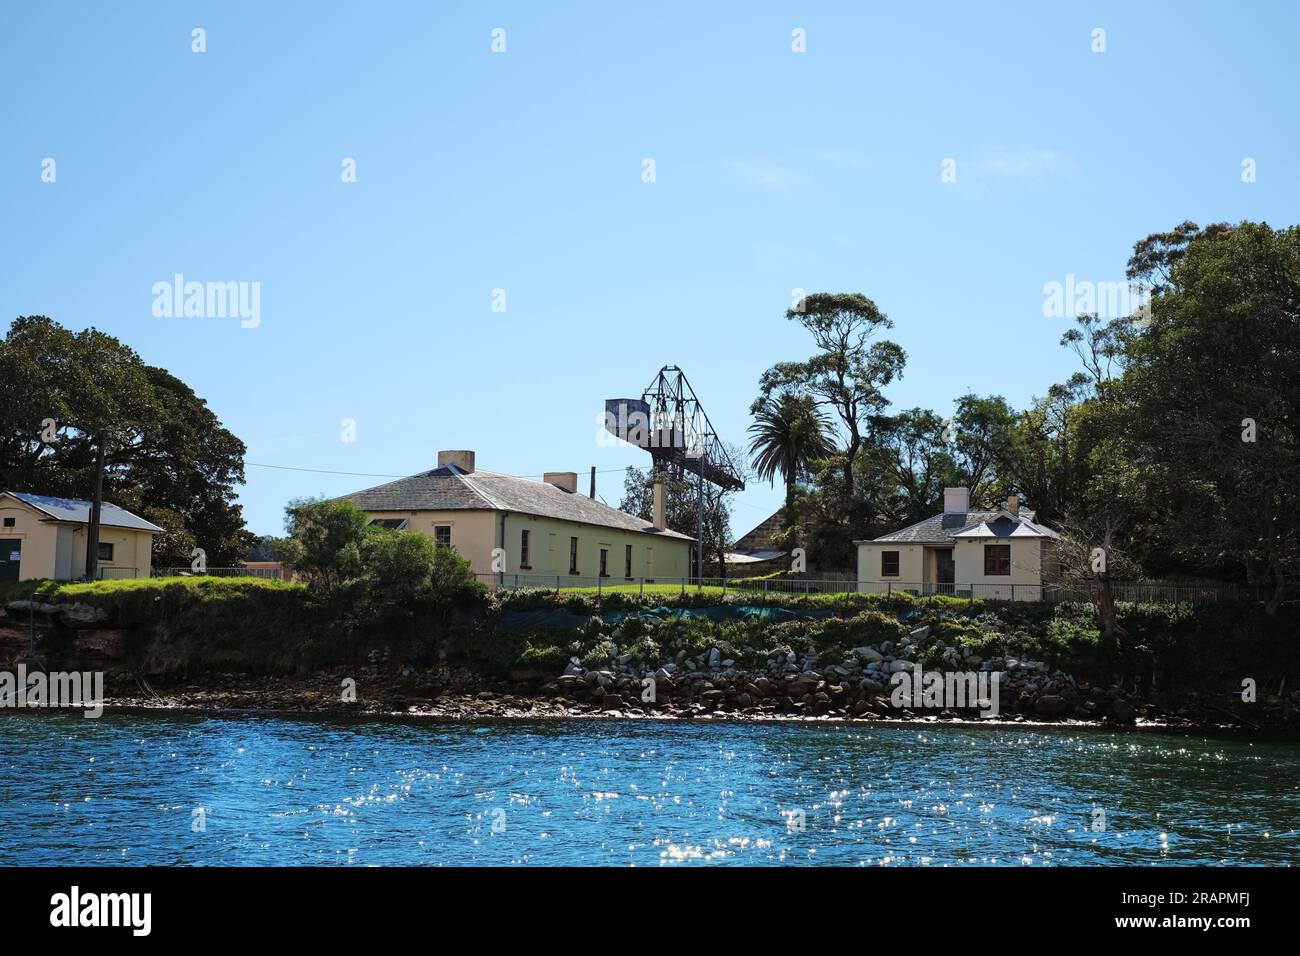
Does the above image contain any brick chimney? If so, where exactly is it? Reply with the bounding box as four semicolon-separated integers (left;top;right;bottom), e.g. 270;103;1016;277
1007;493;1020;514
545;471;578;494
943;487;970;513
438;450;475;473
652;479;666;530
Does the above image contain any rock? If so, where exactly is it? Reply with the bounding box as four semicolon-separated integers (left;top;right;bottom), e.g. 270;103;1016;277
58;603;109;627
707;648;721;669
721;659;735;668
889;659;913;673
852;646;883;662
5;600;60;615
1034;695;1069;716
601;694;624;710
1108;699;1137;722
909;625;931;641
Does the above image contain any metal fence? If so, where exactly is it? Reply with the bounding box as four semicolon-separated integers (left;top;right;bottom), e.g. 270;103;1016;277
474;573;1255;606
95;566;139;580
152;566;288;580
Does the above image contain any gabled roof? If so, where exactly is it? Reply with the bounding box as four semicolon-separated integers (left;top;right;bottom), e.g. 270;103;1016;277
855;507;1054;545
339;466;694;541
3;492;165;533
951;511;1059;540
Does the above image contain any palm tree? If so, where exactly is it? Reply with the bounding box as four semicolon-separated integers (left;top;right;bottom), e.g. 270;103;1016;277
748;393;836;519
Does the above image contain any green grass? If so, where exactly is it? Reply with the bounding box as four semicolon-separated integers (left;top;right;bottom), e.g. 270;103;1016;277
0;575;301;605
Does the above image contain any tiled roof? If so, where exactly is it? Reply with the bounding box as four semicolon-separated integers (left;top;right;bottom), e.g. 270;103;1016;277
861;508;1053;544
339;467;694;541
5;492;165;532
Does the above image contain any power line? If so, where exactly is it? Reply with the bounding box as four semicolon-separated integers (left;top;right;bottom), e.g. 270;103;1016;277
245;462;638;481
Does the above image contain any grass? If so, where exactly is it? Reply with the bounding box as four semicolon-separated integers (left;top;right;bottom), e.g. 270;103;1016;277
0;575;301;605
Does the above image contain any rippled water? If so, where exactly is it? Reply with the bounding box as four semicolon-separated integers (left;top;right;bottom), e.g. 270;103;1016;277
1;712;1296;865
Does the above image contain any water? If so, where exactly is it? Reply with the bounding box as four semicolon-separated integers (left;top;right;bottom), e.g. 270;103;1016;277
2;712;1296;866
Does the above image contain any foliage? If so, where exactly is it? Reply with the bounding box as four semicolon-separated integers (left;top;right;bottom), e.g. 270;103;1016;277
0;316;255;566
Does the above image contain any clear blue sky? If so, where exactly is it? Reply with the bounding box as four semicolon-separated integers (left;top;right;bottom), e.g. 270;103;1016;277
3;2;1296;537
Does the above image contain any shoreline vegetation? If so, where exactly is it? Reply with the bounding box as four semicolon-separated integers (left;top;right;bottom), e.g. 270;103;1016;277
2;575;1296;736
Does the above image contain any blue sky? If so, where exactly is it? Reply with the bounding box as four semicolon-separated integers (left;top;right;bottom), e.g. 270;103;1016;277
3;2;1297;537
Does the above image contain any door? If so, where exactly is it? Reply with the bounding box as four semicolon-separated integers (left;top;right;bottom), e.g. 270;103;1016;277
0;539;20;582
936;548;955;593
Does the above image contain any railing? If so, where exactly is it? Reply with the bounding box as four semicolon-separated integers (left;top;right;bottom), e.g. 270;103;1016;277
1043;580;1253;607
95;566;139;580
475;573;1039;600
152;566;288;580
473;573;1256;606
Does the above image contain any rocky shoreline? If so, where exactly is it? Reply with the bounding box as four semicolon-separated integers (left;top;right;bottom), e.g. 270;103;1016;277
4;600;1290;734
94;631;1287;735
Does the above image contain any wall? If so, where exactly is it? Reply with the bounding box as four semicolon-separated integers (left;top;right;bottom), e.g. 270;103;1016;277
953;537;1043;600
856;542;925;593
499;513;691;584
358;508;693;585
0;501;57;579
63;524;155;580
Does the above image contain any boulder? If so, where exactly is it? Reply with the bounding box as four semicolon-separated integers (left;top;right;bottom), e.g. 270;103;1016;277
852;646;883;663
1034;695;1070;716
58;603;109;627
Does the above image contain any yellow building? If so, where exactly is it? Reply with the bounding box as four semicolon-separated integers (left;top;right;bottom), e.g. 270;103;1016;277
0;492;162;582
855;488;1059;601
339;451;694;586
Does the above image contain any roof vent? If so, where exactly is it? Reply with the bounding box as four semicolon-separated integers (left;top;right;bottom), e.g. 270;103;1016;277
437;450;475;474
545;471;578;494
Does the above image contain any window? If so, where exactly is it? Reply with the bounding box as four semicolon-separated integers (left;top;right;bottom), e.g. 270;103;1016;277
599;548;609;578
624;544;633;578
368;518;408;530
2;517;13;528
569;536;579;574
97;542;114;561
520;529;531;569
434;525;451;549
984;544;1011;576
881;551;899;577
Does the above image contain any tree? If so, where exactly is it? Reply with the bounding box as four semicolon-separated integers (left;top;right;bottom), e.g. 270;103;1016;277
618;463;739;577
949;394;1016;505
1116;221;1300;612
752;293;906;500
747;392;835;521
873;408;956;523
0;316;255;570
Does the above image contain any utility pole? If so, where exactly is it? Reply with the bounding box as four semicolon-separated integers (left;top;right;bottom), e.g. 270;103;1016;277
696;463;705;586
84;437;106;582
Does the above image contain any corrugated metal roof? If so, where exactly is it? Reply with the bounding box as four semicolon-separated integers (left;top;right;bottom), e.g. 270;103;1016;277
6;492;165;532
338;466;694;541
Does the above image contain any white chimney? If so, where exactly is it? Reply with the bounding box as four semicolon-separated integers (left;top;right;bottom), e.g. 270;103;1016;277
545;471;578;494
1007;493;1020;514
438;450;475;473
652;479;666;530
943;487;970;513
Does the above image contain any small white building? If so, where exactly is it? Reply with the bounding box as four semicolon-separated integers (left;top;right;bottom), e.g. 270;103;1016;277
855;487;1059;601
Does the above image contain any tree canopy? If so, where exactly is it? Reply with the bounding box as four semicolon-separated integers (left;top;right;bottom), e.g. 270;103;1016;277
0;315;255;566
